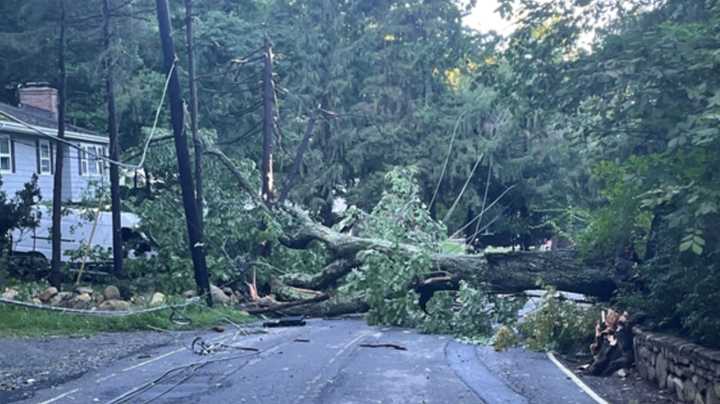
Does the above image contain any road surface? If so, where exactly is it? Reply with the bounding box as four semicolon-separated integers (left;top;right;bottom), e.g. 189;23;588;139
19;319;598;404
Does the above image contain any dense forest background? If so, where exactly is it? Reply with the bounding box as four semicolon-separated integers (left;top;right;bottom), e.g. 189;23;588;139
0;0;718;346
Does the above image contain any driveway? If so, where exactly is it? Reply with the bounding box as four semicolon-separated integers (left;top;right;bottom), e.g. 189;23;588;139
13;319;598;404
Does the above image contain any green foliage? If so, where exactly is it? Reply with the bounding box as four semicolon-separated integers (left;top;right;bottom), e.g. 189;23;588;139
579;158;653;259
0;175;41;251
0;304;252;337
364;167;447;248
519;286;599;354
492;325;518;351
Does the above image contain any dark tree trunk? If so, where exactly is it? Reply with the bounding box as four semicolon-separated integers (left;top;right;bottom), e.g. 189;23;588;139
103;0;125;285
185;0;203;234
49;0;67;288
261;36;275;202
154;0;212;306
280;208;619;300
278;109;318;204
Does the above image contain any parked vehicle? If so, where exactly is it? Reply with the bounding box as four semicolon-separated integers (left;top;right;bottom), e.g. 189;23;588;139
10;206;155;269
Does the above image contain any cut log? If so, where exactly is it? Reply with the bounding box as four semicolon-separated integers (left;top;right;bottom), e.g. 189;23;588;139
280;259;356;290
242;294;329;315
270;278;325;302
271;295;369;318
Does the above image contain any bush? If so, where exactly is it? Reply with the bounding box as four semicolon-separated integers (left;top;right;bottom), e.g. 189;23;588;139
519;286;599;354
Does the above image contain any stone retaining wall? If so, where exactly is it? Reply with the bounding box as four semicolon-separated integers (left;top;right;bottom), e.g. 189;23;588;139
633;327;720;403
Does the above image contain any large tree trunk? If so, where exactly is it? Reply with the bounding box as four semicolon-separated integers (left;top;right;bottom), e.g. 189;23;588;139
103;0;126;285
261;36;275;202
279;208;618;300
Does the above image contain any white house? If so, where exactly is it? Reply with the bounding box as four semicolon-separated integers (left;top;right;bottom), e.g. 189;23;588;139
0;84;110;202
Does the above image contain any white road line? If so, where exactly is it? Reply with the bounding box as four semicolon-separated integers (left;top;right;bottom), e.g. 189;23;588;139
95;373;117;383
121;347;186;372
546;352;609;404
37;388;80;404
296;331;370;404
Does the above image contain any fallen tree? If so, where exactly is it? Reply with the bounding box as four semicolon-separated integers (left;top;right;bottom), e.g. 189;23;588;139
206;151;620;317
236;211;620;317
278;207;619;299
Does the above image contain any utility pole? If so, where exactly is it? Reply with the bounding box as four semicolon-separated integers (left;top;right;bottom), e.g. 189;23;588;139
103;0;125;285
185;0;203;233
154;0;212;306
49;0;67;288
261;35;275;203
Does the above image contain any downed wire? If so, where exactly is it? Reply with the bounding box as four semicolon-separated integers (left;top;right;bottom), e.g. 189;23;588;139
0;296;200;318
107;350;263;404
190;336;259;355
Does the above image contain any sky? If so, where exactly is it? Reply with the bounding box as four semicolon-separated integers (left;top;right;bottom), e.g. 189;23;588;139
463;0;516;36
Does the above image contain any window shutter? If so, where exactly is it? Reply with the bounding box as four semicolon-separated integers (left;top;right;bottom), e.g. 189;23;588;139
78;145;83;176
36;139;41;174
10;136;15;173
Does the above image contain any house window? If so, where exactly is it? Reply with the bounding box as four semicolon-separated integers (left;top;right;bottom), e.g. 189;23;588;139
0;136;12;173
39;140;52;174
80;144;107;176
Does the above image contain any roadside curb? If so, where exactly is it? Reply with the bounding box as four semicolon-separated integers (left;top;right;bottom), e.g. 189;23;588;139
546;352;609;404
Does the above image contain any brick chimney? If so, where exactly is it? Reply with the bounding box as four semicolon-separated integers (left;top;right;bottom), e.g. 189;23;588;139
18;83;58;117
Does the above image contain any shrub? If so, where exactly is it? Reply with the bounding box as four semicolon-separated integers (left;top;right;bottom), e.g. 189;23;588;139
519;286;599;354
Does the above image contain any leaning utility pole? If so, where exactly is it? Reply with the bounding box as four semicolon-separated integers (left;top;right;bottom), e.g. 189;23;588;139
184;0;203;233
154;0;212;306
261;36;275;203
49;0;67;288
103;0;125;283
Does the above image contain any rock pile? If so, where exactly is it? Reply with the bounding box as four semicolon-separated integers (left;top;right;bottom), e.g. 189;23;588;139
2;283;244;311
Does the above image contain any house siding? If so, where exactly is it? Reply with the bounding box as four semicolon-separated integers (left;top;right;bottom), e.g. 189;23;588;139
0;131;109;203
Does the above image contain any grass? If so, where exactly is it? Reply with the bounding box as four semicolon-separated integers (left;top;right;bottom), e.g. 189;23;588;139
0;304;254;337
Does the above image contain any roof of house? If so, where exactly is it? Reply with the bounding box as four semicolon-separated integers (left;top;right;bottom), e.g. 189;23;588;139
0;101;109;144
0;101;100;136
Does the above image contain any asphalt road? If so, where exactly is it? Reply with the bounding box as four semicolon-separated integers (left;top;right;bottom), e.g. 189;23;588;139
20;319;598;404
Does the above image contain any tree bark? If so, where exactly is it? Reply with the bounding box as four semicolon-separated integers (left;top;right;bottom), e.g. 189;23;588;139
185;0;204;234
155;0;212;306
261;36;275;202
103;0;125;284
49;0;67;288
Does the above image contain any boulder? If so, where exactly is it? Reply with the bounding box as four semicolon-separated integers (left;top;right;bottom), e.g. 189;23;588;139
2;288;19;300
38;287;58;302
103;285;121;301
149;292;166;307
50;292;73;306
210;284;231;305
182;290;197;299
70;293;93;309
98;299;130;311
